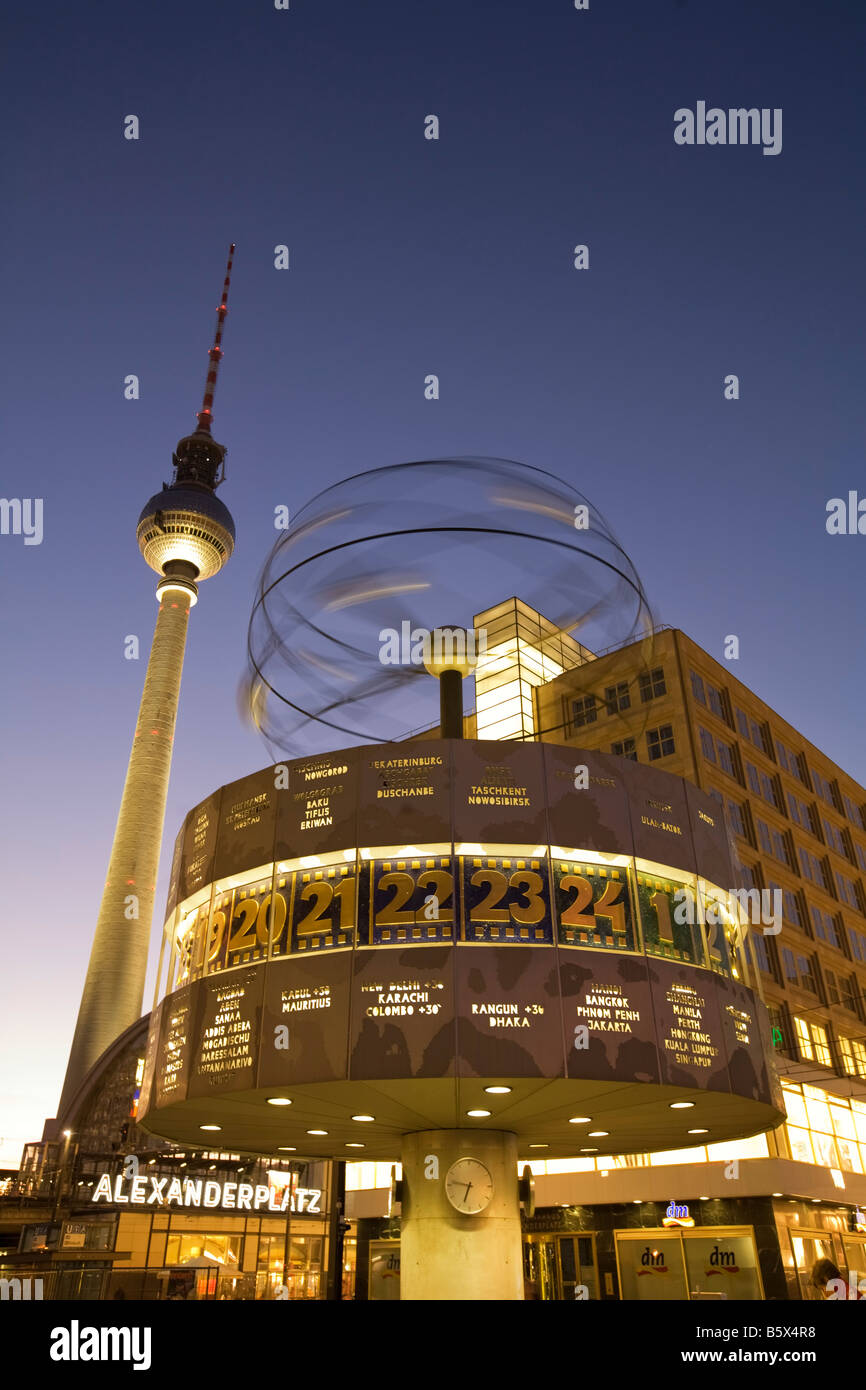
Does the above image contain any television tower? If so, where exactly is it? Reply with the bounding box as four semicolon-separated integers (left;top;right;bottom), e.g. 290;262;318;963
57;247;237;1119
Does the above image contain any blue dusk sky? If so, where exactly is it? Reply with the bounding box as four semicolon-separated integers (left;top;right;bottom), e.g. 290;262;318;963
0;0;864;1164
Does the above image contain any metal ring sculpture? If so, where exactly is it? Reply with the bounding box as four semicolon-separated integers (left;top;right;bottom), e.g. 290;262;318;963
244;456;656;757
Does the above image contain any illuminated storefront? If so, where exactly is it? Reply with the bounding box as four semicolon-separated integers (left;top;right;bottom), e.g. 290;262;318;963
0;1020;340;1301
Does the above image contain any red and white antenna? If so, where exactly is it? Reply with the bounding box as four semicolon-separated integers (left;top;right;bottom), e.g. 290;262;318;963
196;243;236;434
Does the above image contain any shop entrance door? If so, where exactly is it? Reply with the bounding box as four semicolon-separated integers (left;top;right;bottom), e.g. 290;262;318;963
523;1234;599;1300
841;1234;866;1296
789;1229;837;1301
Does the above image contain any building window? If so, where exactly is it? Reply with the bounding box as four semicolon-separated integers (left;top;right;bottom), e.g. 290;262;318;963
856;843;866;875
716;740;736;778
739;862;760;891
843;795;865;832
784;951;818;994
646;725;674;760
690;671;706;704
165;1233;243;1268
736;709;770;754
699;727;716;763
810;1022;832;1068
757;821;789;864
783;890;802;927
747;930;772;976
838;1036;866;1080
810;904;839;948
848;926;866;962
639;667;666;703
706;682;726;721
835;871;862;912
777;739;808;785
788;792;817;836
796;954;818;995
572;695;597;728
726;800;746;838
747;761;779;808
760;771;780;809
257;1234;286;1276
822;818;849;858
794;1017;831;1065
825;969;858;1013
766;1005;791;1053
794;1016;812;1059
799;847;828;891
773;829;791;866
611;737;637;761
751;719;770;755
757;819;772;856
812;769;840;812
604;682;630;714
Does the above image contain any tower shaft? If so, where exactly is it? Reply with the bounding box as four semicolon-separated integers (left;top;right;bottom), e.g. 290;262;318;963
57;584;193;1117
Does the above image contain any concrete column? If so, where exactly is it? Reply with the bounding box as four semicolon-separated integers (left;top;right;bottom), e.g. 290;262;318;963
400;1130;524;1301
57;583;194;1117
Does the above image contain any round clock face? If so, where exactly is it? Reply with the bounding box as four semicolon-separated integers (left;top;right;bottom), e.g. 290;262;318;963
444;1158;494;1215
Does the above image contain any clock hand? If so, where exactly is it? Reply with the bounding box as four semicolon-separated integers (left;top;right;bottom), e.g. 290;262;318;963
463;1181;472;1200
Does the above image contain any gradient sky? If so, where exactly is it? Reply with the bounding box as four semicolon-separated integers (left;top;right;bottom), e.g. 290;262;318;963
1;0;864;1166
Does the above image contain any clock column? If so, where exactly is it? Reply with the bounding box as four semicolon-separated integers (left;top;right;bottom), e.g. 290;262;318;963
400;1130;524;1300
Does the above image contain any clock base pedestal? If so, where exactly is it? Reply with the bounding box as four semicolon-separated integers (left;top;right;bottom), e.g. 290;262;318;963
399;1130;524;1301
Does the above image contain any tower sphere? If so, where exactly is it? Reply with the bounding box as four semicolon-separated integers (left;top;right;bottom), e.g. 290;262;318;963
137;480;235;580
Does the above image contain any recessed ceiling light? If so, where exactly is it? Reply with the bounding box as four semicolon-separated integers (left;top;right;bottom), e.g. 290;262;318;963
467;1109;491;1118
632;1200;642;1204
772;1192;783;1197
277;1147;296;1152
670;1102;695;1109
700;1196;709;1201
200;1125;221;1131
688;1128;708;1135
484;1086;512;1094
307;1129;328;1136
529;1143;548;1149
346;1143;365;1149
812;1198;820;1203
267;1097;292;1107
351;1114;375;1122
580;1147;598;1153
569;1117;592;1124
588;1131;609;1138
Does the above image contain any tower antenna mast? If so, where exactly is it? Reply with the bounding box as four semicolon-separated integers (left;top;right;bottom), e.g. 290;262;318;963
197;242;236;436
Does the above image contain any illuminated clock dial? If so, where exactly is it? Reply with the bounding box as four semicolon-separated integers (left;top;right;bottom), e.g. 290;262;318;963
444;1158;494;1215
